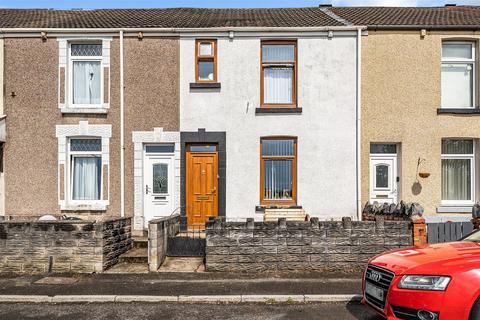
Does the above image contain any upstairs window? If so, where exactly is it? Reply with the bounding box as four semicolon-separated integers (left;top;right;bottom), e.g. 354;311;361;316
69;138;102;201
441;42;475;108
261;41;297;108
195;40;217;82
69;43;103;106
260;138;297;205
441;139;475;204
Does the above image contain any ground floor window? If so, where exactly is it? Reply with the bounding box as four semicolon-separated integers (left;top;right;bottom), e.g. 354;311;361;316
441;139;474;204
260;137;297;205
69;138;102;201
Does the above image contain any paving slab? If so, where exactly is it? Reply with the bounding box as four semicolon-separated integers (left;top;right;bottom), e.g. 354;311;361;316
241;295;305;303
157;257;204;273
305;294;362;302
115;296;179;303
0;295;52;303
34;277;78;285
178;295;242;303
51;295;116;303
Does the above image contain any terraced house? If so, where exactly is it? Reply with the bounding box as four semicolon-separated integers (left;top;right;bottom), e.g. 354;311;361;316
0;7;364;233
1;5;480;235
326;5;480;218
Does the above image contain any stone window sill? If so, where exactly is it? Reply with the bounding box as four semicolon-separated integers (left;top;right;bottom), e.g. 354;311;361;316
189;82;221;89
60;107;109;114
437;108;480;115
436;206;472;213
60;203;108;211
255;108;302;114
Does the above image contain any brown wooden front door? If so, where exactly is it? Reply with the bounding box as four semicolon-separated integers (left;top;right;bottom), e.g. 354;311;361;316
186;148;218;229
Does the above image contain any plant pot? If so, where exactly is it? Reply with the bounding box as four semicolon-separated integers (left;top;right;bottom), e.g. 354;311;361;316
419;172;430;178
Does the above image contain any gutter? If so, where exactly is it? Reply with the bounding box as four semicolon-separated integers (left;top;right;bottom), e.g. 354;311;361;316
356;27;362;221
0;26;366;34
368;25;480;31
119;30;125;218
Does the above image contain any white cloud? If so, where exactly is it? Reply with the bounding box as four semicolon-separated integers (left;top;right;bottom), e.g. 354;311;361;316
331;0;419;6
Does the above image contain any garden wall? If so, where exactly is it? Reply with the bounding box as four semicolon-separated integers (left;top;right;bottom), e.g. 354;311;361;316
205;217;413;272
148;214;180;271
0;217;132;273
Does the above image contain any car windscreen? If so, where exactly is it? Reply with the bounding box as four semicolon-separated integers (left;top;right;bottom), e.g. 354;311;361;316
463;230;480;242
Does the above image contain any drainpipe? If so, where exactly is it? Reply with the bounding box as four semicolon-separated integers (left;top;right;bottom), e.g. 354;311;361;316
356;27;362;221
120;30;125;217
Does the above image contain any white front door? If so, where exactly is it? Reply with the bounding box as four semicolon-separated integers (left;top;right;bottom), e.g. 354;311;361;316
143;145;175;229
370;156;398;204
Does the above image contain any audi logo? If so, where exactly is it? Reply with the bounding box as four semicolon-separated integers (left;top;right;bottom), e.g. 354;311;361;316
368;271;383;282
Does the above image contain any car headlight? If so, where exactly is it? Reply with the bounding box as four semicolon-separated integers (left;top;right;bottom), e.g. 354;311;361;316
398;275;451;291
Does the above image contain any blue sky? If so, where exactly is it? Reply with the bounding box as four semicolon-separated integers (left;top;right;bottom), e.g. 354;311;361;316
0;0;479;9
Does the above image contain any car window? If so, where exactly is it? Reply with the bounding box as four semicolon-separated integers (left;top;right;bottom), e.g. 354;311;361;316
463;230;480;242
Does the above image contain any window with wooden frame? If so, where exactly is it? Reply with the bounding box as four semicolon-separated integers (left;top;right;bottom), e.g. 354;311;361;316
260;138;297;205
261;40;297;108
195;39;217;83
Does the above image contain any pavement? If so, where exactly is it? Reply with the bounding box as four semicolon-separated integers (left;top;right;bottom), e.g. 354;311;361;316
0;272;363;296
0;272;373;319
0;302;382;320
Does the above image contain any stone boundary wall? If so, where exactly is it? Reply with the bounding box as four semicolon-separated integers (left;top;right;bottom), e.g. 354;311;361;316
205;217;413;272
102;218;134;270
0;217;132;273
148;214;180;271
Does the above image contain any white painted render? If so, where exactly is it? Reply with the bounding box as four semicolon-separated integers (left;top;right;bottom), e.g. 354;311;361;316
180;34;358;221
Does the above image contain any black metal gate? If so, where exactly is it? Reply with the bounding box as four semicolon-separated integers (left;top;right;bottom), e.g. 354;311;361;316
427;221;474;244
166;226;206;257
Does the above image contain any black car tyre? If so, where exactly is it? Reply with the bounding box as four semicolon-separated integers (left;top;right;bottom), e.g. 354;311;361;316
470;297;480;320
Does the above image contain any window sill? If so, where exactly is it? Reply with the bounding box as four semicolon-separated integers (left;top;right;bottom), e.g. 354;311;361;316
437;108;480;115
60;203;108;211
60;107;109;114
189;82;221;89
255;108;302;114
436;206;472;213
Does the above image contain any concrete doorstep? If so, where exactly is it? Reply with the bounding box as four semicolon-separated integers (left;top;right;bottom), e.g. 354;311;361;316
0;294;362;304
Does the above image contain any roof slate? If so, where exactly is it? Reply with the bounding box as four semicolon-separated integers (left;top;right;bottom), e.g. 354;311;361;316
0;8;343;29
1;6;479;30
331;6;480;27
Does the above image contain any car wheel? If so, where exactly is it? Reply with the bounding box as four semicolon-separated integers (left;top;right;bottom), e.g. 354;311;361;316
470;297;480;320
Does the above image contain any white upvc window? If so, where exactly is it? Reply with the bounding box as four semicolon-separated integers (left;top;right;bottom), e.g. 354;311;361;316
68;138;103;203
441;139;475;205
68;43;103;108
441;42;476;109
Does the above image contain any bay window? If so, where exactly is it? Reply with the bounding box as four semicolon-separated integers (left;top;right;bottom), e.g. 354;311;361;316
261;41;297;108
260;138;297;205
69;43;103;106
69;138;102;201
441;139;474;204
441;42;475;108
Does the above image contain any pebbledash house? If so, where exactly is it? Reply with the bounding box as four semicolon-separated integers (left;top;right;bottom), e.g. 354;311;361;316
0;7;364;233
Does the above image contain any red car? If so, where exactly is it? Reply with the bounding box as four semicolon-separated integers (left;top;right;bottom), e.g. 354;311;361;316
362;229;480;320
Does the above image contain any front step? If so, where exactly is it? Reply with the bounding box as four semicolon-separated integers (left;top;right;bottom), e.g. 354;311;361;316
119;247;148;264
133;237;148;249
